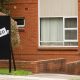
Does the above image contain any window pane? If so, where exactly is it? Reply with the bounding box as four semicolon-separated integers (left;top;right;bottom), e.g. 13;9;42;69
65;30;77;40
14;18;24;25
40;18;63;42
64;42;78;46
65;18;77;28
40;18;50;41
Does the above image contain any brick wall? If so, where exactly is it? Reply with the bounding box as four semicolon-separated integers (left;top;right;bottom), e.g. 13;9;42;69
9;0;39;61
8;0;80;61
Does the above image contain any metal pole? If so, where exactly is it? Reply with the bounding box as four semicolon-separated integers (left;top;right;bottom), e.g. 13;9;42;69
9;55;11;73
11;46;16;71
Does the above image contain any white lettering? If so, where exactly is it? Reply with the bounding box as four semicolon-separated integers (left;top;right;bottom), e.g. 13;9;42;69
0;27;9;37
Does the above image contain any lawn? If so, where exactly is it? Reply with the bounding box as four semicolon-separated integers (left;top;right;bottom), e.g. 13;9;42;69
0;68;32;76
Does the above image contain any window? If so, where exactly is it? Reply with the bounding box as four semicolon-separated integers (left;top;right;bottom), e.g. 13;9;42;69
40;17;78;47
14;17;25;27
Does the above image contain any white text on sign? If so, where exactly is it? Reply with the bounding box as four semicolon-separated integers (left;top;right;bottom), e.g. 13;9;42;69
0;27;9;37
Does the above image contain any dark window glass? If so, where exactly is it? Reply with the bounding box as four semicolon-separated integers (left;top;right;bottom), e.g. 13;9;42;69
14;18;24;25
65;30;77;40
65;18;77;28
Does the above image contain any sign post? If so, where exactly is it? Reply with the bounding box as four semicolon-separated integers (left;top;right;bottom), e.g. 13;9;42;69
0;16;16;73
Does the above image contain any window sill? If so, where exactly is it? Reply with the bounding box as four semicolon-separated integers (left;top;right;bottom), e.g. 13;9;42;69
18;28;25;32
38;47;78;51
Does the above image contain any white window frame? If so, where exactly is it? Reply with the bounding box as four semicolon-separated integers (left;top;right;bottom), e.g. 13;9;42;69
39;16;78;47
14;18;25;28
64;17;78;42
38;0;78;48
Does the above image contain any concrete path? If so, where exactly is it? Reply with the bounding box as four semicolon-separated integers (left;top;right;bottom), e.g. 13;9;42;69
0;74;80;80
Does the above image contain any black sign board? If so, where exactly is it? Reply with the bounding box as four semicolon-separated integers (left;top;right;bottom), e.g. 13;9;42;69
0;16;16;72
0;16;11;59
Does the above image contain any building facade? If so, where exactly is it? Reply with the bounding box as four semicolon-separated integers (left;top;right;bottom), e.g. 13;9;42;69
1;0;80;73
10;0;79;61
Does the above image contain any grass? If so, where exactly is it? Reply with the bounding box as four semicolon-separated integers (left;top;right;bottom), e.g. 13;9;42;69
70;79;80;80
0;68;32;76
70;78;80;80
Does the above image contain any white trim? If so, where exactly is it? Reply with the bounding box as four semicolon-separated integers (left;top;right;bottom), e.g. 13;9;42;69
40;41;78;42
39;45;78;48
64;28;77;30
38;0;40;47
38;0;78;48
17;25;25;28
40;41;64;42
39;17;78;47
15;18;25;28
64;17;78;41
64;40;78;42
40;16;78;18
77;17;78;43
63;17;65;46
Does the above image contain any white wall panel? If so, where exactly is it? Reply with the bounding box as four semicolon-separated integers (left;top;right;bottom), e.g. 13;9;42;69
40;0;78;17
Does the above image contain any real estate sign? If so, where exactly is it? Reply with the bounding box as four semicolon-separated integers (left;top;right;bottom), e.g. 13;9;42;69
0;16;11;59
